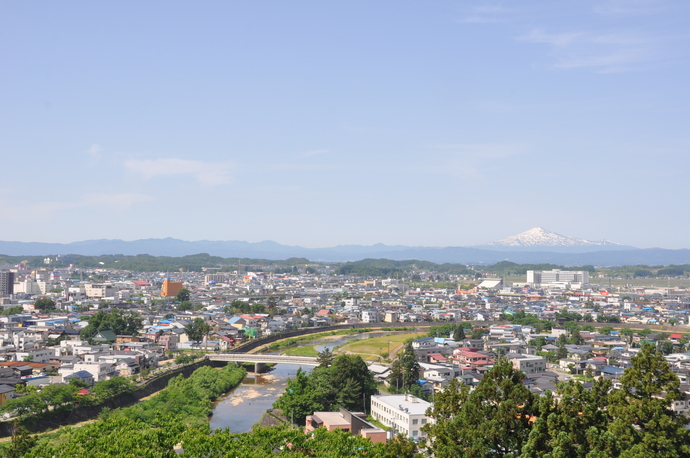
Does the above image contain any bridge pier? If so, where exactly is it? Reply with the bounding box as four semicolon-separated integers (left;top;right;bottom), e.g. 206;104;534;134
255;362;267;373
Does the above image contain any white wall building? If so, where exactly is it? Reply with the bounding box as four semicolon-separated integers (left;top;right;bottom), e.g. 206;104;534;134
526;270;589;288
370;394;433;439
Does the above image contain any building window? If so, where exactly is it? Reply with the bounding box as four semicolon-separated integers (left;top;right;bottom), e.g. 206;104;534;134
412;419;418;425
421;419;427;425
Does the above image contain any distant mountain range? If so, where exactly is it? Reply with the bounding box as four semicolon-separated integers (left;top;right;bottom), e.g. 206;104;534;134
0;228;688;266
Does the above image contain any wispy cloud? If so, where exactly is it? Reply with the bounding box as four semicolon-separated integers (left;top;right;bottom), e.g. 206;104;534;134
416;143;527;178
0;193;153;222
87;144;102;157
593;0;681;17
518;27;659;72
458;5;514;24
297;149;329;159
124;158;233;186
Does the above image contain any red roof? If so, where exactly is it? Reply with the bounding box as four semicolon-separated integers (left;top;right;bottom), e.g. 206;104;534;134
77;388;90;395
671;333;683;339
427;353;447;362
132;281;150;286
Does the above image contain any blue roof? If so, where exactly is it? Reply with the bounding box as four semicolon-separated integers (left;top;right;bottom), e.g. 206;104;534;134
65;371;94;379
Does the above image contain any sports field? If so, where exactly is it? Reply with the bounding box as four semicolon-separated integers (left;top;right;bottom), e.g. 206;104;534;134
336;332;425;361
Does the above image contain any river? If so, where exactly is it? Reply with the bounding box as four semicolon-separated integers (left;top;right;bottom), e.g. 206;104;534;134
209;331;398;432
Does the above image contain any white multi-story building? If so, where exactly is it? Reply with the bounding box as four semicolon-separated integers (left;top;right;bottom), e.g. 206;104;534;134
84;283;116;298
526;269;589;288
370;394;433;439
361;309;381;323
205;274;227;284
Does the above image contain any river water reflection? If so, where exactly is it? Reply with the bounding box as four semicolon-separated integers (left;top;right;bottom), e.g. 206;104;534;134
209;363;312;433
210;330;406;432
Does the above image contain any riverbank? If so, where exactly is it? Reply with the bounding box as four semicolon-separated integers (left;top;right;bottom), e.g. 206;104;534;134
0;364;247;455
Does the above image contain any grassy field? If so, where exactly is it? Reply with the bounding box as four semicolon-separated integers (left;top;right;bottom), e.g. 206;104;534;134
282;345;319;357
336;332;425;361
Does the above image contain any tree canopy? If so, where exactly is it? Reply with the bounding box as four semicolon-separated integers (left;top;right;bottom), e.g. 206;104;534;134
79;309;142;339
183;318;211;343
274;354;378;426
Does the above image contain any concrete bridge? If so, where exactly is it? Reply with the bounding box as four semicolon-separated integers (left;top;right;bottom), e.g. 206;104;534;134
207;353;319;371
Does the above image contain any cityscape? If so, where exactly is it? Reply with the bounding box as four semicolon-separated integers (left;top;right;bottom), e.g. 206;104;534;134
0;252;690;455
2;1;690;456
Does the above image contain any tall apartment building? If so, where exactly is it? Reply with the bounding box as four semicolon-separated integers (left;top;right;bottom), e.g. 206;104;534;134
161;279;183;297
0;271;15;296
526;269;589;288
205;274;227;284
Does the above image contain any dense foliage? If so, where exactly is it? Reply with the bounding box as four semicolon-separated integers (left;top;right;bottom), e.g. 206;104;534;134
335;258;475;277
79;309;143;340
388;342;423;397
424;344;690;458
0;253;312;272
273;354;378;425
20;416;410;458
1;377;134;420
118;364;246;428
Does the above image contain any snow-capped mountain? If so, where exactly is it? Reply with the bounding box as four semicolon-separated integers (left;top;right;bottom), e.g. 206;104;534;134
480;227;629;250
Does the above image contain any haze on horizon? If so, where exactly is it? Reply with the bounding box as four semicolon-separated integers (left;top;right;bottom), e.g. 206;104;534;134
1;1;688;250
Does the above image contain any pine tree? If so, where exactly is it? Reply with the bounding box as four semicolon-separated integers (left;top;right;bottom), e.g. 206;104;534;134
606;343;690;457
425;358;534;458
388;342;421;394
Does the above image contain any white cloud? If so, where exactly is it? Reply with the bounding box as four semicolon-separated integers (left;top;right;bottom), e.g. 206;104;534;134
593;0;681;16
458;5;514;24
297;149;329;159
518;27;671;73
416;143;527;178
81;193;154;210
427;143;527;159
87;144;102;157
0;193;153;222
124;158;233;186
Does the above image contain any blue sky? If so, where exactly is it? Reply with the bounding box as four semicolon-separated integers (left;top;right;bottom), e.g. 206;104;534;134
1;1;688;249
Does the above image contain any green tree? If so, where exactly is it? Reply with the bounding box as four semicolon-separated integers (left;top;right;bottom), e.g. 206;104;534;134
470;328;486;339
79;309;142;339
176;288;191;302
452;326;465;341
606;343;690;457
620;327;634;344
520;378;613;458
568;329;584;345
388;342;420;393
384;433;421;458
274;368;324;426
91;377;135;402
177;300;193;311
557;338;568;360
316;348;334;368
183;318;211;343
425;358;534;458
599;326;614;335
274;354;377;425
2;306;24;316
34;297;56;312
5;421;38;458
422;378;470;456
